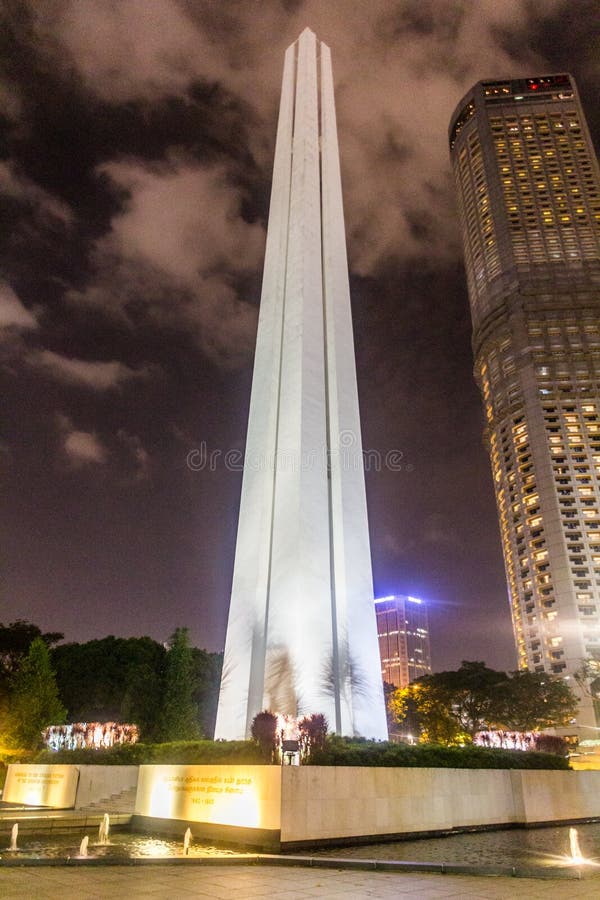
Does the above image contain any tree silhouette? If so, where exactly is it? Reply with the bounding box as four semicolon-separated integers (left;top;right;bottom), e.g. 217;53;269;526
7;637;66;749
298;713;328;758
158;628;201;741
390;660;578;744
251;710;278;761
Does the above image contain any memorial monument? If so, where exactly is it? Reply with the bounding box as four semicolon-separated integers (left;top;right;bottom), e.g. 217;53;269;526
215;29;387;741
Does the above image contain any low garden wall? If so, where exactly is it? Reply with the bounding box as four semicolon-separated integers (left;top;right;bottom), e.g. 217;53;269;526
4;763;138;810
3;764;79;808
7;763;600;849
132;763;600;848
279;766;600;847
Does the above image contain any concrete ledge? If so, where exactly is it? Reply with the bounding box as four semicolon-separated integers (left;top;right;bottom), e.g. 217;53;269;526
0;812;132;835
130;815;281;852
0;853;586;880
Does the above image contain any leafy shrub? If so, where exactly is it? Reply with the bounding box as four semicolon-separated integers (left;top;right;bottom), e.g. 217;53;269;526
150;740;265;765
32;736;570;769
34;739;266;766
532;734;569;756
0;748;36;789
251;711;278;762
34;742;150;766
306;736;570;770
298;713;328;758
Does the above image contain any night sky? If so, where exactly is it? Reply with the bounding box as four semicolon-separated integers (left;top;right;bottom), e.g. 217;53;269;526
1;1;599;671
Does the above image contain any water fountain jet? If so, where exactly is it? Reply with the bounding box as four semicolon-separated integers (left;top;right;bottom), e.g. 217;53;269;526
183;827;192;856
79;835;89;858
9;823;18;851
568;827;585;865
98;813;110;844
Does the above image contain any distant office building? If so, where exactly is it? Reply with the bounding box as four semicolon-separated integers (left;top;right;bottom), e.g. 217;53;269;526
375;595;432;688
449;74;600;728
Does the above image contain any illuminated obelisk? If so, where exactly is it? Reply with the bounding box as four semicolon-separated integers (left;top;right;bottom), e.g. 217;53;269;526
215;28;388;741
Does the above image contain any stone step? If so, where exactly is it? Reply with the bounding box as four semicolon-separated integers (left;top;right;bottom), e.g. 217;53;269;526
80;787;137;813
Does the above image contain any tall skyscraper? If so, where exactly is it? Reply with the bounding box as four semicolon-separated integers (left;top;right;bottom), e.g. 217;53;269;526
449;75;600;728
375;595;432;688
214;29;388;741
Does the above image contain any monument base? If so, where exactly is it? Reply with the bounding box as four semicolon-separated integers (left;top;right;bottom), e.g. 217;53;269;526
7;763;600;851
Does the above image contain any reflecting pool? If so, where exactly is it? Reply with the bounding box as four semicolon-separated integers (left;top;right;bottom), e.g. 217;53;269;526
308;822;600;869
1;830;250;861
3;821;600;872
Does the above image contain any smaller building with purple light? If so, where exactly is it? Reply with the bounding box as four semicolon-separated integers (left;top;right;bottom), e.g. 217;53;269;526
375;595;432;688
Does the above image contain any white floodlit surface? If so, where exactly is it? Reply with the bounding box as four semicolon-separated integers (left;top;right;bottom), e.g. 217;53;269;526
215;29;387;741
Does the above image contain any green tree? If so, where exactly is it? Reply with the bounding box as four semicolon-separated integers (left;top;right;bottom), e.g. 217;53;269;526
574;655;600;724
7;637;66;749
391;662;578;746
0;620;64;679
0;620;63;729
390;680;464;745
386;682;422;742
392;661;508;743
52;636;166;740
190;648;223;739
382;681;397;736
158;628;202;741
496;670;578;731
441;661;508;737
51;633;222;741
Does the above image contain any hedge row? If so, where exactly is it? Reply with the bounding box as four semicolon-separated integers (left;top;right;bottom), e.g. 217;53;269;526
307;738;570;769
34;740;266;766
34;737;569;769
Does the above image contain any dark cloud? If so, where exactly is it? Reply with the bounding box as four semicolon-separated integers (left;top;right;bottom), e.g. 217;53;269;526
377;1;463;42
0;279;39;331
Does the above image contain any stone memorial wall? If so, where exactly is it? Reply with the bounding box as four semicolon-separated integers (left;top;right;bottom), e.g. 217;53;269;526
4;764;79;808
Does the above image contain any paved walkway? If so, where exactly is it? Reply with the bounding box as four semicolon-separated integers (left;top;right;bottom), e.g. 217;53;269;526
0;863;598;899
